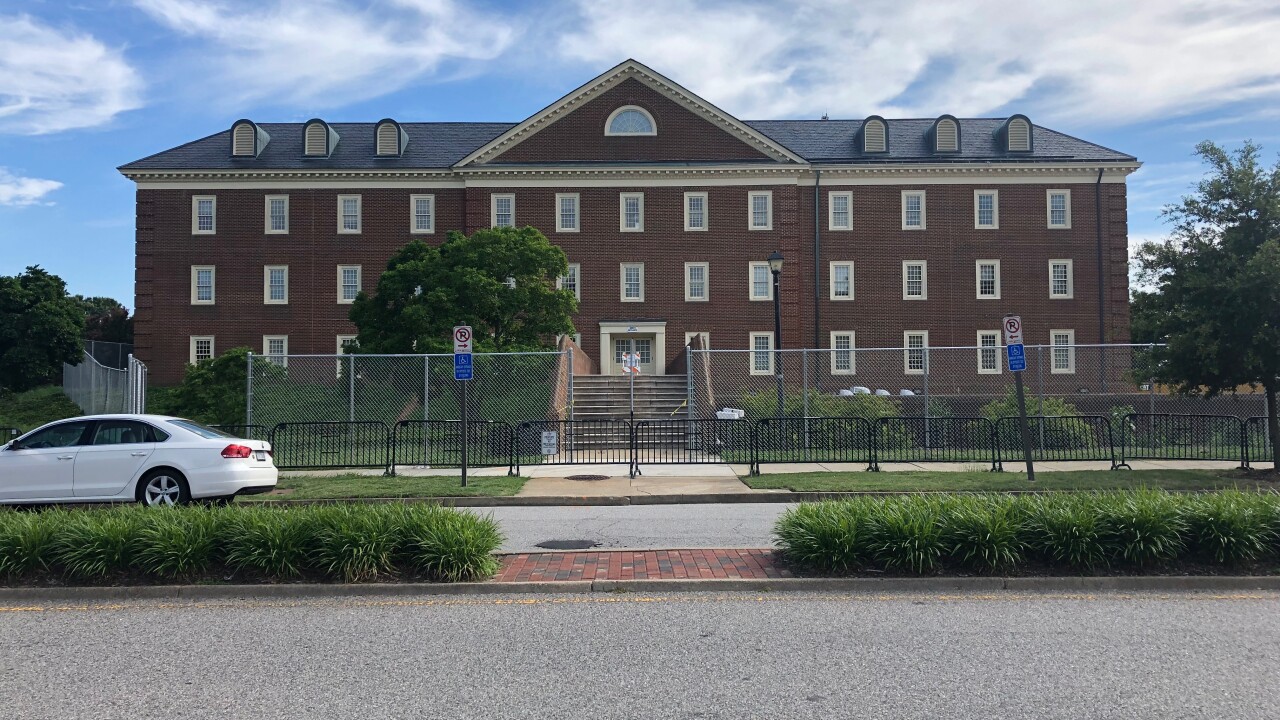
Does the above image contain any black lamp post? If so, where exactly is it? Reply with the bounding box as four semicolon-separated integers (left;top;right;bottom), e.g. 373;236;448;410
767;250;785;418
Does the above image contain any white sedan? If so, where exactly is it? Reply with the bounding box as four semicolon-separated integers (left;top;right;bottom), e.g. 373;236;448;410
0;414;277;506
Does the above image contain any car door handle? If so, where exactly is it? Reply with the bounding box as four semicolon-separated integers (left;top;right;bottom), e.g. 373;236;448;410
130;451;148;457
57;455;74;460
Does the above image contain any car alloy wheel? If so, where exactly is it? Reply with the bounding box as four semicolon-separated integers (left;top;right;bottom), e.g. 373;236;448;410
143;474;184;506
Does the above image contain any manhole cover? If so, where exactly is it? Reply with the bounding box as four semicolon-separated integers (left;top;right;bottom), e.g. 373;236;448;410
565;474;609;481
536;539;600;550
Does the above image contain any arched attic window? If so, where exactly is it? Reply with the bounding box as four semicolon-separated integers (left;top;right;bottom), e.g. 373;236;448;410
605;106;656;136
861;116;887;153
230;120;269;158
933;116;959;153
303;119;339;158
375;119;408;157
1002;115;1033;152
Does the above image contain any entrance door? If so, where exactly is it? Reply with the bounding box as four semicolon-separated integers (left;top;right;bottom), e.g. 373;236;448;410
613;336;656;375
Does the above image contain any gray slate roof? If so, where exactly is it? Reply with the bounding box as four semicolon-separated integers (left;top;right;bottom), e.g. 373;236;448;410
119;118;1133;171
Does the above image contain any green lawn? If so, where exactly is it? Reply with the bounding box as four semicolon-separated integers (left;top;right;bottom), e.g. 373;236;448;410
0;386;83;433
249;473;526;500
743;469;1278;493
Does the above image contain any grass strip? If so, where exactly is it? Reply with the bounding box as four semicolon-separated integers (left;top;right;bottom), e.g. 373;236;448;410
744;469;1272;493
253;474;526;500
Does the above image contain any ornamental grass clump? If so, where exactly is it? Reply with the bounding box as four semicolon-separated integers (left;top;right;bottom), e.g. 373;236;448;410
51;507;147;579
403;505;503;582
941;496;1026;572
1023;494;1110;571
222;506;317;580
1096;489;1187;566
311;504;403;582
0;508;66;578
1182;490;1276;565
774;500;873;574
866;496;946;574
134;507;226;580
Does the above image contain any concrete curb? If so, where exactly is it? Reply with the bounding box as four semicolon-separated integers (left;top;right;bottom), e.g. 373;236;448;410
4;575;1279;603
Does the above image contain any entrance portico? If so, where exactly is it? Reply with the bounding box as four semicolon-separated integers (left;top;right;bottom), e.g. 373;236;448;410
599;320;667;375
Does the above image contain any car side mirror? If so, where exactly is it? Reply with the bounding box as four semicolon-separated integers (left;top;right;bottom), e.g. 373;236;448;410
5;440;23;451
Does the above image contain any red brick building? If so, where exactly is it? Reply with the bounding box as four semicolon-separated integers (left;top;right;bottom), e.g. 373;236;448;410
120;60;1138;385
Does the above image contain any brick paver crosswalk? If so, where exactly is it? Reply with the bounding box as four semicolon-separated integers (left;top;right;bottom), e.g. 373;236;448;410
495;549;792;582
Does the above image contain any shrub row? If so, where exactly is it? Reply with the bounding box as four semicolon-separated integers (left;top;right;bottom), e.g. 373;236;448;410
774;489;1280;575
0;504;503;584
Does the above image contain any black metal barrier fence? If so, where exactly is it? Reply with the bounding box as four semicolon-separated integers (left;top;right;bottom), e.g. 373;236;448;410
514;419;632;475
392;420;514;471
995;415;1119;470
873;417;998;471
1244;416;1274;469
633;419;754;476
753;417;873;472
1119;414;1246;468
269;421;391;470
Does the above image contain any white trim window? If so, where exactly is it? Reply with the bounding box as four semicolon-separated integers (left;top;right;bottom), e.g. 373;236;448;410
263;335;288;367
974;190;998;229
684;331;710;349
337;195;362;234
192;196;215;235
749;261;772;301
684;192;708;231
828;191;852;230
264;265;288;305
1052;329;1076;373
190;266;215;305
830;331;855;375
410;194;435;234
829;261;854;301
977;331;1001;374
1050;259;1074;299
604;106;657;136
556;193;579;233
491;194;515;228
750;332;774;375
901;191;926;230
265;195;289;234
619;192;644;232
337;265;362;304
976;260;1001;299
748;191;772;230
620;263;644;302
557;263;580;300
904;331;928;375
685;262;709;302
190;336;214;364
1047;190;1071;228
902;261;927;300
336;335;357;377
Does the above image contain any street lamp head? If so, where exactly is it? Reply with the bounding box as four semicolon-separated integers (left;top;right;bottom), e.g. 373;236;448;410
767;250;784;274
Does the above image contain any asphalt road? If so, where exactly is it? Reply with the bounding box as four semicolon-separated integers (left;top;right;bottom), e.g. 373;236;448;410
485;503;792;551
1;589;1277;719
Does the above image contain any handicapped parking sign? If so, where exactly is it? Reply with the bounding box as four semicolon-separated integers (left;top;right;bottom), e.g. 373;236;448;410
454;352;473;381
1006;342;1026;373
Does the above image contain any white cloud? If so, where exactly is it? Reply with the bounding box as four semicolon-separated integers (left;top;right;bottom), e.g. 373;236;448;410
557;0;1280;126
133;0;516;107
0;168;62;206
0;15;143;134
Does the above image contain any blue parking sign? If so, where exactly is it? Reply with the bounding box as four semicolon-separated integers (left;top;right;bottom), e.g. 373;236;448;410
1006;343;1026;373
454;353;473;381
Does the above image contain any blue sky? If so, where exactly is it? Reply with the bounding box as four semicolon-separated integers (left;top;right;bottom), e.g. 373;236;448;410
2;0;1279;304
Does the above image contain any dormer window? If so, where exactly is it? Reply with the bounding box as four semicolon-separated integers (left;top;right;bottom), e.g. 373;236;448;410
605;106;656;136
230;120;268;158
861;116;887;153
375;119;407;157
1001;115;1033;152
933;116;959;153
304;119;338;158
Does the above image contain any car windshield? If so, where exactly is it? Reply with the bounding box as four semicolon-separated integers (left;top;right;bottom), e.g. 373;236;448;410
167;419;233;439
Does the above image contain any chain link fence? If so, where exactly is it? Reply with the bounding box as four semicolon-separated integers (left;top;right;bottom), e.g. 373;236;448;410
62;351;147;415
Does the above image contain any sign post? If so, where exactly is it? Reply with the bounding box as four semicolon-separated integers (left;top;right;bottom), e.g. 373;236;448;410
1003;315;1035;482
453;326;473;487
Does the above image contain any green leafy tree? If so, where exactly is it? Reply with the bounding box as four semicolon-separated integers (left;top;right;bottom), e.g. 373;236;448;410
0;266;85;392
168;347;251;426
350;228;577;353
1136;141;1280;467
75;295;134;344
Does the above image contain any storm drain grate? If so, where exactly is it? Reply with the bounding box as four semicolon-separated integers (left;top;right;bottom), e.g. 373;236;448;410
535;540;601;550
565;474;609;481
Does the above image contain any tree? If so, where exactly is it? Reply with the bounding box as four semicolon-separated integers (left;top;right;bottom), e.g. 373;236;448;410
0;266;85;392
350;227;577;353
166;347;250;426
75;295;134;344
1135;140;1280;468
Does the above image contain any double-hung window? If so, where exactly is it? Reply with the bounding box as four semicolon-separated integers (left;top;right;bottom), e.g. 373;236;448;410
1052;330;1076;373
976;260;1001;299
902;261;927;300
491;194;515;227
557;263;580;299
977;331;1001;374
620;263;644;302
1049;259;1074;298
191;266;215;305
338;195;362;233
1048;190;1071;228
620;193;644;231
556;194;579;233
265;195;288;234
410;194;435;234
974;191;998;229
684;192;708;231
338;265;362;304
829;191;852;230
263;335;288;367
901;191;925;230
750;332;774;375
192;196;215;234
264;266;288;304
749;262;772;300
685;262;708;302
190;336;214;364
829;261;854;300
830;331;855;375
748;191;772;230
904;331;928;375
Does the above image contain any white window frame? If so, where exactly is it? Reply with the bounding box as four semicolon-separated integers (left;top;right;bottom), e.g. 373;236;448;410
191;196;216;235
189;336;214;364
557;263;580;300
901;190;926;230
973;190;998;229
620;262;644;302
491;193;516;228
263;265;288;305
1049;259;1075;299
1047;189;1072;229
748;191;773;230
903;331;929;375
828;191;853;231
410;194;435;234
1051;329;1076;374
830;331;856;375
604;106;657;136
262;335;288;366
829;261;854;301
976;259;1001;300
684;262;709;302
190;266;215;305
336;335;357;377
555;193;580;233
749;332;775;376
264;195;289;234
902;261;927;300
684;331;710;349
337;194;362;234
977;331;1002;375
684;192;708;231
749;261;773;301
619;192;644;232
337;265;362;305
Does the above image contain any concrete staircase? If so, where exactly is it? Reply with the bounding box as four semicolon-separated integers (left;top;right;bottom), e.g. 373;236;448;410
567;375;690;451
